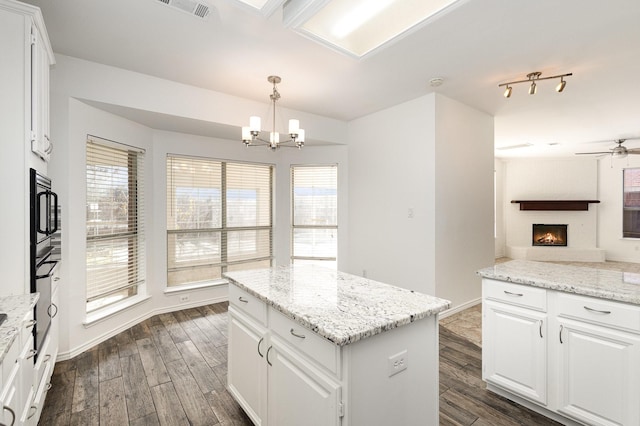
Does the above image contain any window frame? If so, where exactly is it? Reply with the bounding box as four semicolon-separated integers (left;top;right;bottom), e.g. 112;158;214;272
85;136;145;313
290;164;338;267
623;167;640;239
166;154;274;287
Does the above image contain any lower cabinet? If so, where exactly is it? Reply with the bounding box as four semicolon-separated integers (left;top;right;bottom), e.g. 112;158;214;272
483;279;640;426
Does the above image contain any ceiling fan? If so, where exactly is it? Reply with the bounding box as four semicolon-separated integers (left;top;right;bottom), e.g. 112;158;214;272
575;139;640;158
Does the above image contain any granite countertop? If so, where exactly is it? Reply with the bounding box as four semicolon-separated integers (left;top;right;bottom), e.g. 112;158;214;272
478;259;640;306
224;265;450;346
0;294;39;364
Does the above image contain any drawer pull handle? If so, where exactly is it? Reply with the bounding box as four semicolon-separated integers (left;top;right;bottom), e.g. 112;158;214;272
257;337;264;358
25;319;37;329
46;382;53;391
44;354;52;363
266;346;273;366
238;297;249;304
26;349;38;360
27;405;37;419
584;306;611;315
503;291;523;297
3;405;15;426
559;325;564;344
539;320;543;338
290;329;306;339
53;276;60;281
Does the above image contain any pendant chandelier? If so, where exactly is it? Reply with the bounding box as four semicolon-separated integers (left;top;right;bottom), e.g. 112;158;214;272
242;75;305;150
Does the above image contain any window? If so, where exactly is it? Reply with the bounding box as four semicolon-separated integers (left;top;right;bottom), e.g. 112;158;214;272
623;168;640;238
166;155;273;287
291;165;338;268
86;136;145;312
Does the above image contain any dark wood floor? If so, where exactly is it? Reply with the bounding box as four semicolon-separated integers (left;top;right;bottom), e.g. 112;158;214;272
40;303;561;426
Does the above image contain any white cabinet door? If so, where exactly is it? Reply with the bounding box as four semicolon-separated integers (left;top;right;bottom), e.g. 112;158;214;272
483;300;548;405
556;319;640;426
228;307;267;426
30;23;51;161
267;336;341;426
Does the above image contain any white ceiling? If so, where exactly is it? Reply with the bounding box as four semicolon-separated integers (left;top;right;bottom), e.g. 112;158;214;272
23;0;640;157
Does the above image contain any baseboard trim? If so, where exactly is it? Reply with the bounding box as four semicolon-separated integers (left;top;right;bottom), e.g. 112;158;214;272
56;295;228;361
438;298;481;320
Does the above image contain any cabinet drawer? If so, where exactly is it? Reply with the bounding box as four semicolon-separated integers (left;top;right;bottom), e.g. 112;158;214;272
20;309;35;346
557;293;640;333
1;337;20;390
269;308;339;375
483;279;547;311
229;284;267;326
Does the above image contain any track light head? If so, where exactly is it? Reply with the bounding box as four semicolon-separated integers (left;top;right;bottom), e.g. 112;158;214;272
504;86;512;98
556;77;566;93
529;81;536;95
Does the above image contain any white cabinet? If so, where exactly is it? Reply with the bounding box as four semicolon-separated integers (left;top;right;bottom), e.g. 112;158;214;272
228;305;267;425
555;294;640;426
267;335;341;426
30;22;53;161
483;279;640;426
483;299;547;405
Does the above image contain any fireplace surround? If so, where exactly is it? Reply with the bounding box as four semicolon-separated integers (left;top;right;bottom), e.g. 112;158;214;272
532;224;567;247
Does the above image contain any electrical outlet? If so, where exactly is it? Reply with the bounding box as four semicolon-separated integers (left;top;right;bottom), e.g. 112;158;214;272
388;350;408;377
179;294;189;303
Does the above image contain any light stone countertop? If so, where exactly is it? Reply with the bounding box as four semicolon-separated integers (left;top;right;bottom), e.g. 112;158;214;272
477;259;640;306
224;265;451;346
0;293;39;364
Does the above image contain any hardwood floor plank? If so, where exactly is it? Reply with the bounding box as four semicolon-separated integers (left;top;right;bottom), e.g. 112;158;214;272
204;390;253;426
113;328;139;358
150;322;183;363
149;382;190;426
98;340;122;382
69;406;99;426
136;337;171;388
130;318;153;340
158;312;191;343
71;349;99;413
175;340;225;393
166;358;220;425
99;377;129;426
185;307;227;347
121;353;157;422
39;368;75;422
129;413;161;426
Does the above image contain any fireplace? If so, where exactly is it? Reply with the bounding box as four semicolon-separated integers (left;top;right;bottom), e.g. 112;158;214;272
532;224;567;247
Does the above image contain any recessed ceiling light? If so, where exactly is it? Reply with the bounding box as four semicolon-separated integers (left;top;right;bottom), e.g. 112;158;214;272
284;0;468;58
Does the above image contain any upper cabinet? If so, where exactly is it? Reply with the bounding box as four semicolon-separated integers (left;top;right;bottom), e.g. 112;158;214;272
0;0;55;163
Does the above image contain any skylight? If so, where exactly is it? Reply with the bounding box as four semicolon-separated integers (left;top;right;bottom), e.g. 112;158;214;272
284;0;466;58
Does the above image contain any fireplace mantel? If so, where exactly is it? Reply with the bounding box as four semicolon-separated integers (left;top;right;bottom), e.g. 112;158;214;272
511;200;600;211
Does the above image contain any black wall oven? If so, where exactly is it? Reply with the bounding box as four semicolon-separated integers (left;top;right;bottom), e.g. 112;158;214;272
30;168;60;362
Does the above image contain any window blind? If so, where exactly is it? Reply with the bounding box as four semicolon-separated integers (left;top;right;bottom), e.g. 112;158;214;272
291;165;338;267
166;155;273;287
623;168;640;238
86;136;145;312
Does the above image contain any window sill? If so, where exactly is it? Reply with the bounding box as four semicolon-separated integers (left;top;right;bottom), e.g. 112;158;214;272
164;279;228;295
84;294;151;328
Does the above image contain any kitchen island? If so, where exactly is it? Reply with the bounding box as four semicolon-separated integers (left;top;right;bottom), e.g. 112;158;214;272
478;260;640;426
224;265;450;426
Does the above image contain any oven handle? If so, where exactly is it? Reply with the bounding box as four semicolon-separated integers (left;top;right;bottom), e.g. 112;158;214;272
50;191;58;235
37;191;48;234
36;261;59;280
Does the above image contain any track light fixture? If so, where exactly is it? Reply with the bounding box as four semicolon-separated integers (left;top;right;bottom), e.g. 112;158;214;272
498;71;572;98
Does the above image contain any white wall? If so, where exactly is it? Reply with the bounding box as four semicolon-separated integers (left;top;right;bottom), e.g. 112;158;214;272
598;156;640;262
347;93;494;309
494;159;506;258
502;158;598;251
434;95;494;308
49;55;348;358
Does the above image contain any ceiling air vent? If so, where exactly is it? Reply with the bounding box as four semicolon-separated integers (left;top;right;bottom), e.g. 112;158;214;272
156;0;211;19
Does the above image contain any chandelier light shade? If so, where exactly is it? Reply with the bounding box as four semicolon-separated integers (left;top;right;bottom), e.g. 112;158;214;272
498;71;572;98
242;75;305;150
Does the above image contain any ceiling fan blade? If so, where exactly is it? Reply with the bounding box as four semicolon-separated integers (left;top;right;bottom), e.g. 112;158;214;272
575;152;611;155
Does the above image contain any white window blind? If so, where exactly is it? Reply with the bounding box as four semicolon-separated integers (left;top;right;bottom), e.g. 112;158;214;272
623;168;640;238
86;136;145;312
167;155;273;287
291;165;338;268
